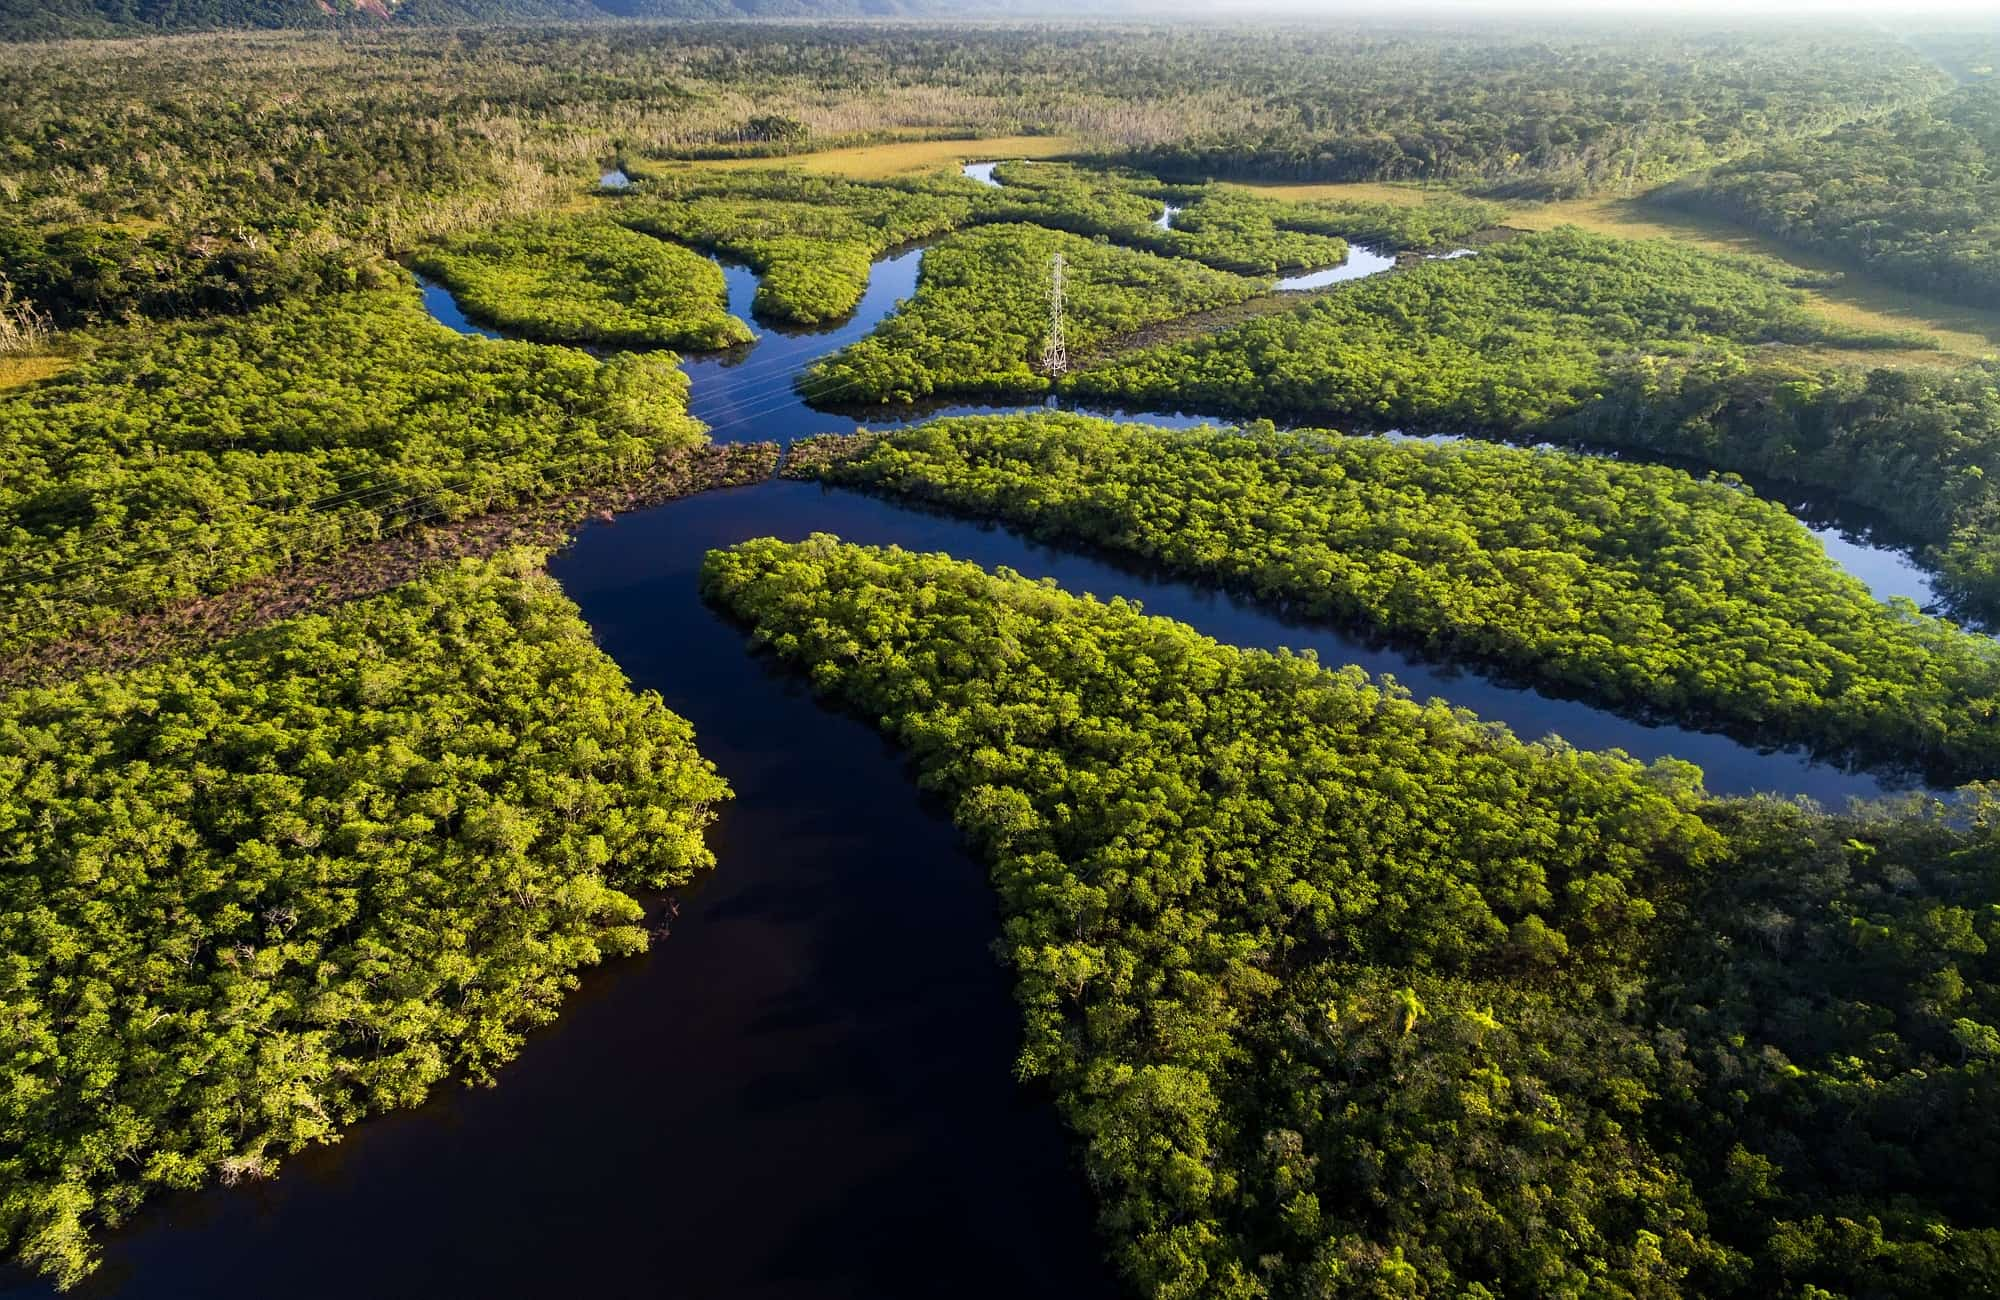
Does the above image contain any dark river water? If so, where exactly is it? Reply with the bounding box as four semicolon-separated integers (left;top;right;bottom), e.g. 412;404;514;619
16;163;1960;1300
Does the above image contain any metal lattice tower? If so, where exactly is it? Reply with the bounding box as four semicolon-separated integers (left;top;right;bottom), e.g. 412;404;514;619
1040;252;1068;378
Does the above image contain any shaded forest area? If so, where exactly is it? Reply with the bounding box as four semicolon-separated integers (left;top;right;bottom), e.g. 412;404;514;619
704;534;2000;1300
792;414;2000;781
1661;78;2000;311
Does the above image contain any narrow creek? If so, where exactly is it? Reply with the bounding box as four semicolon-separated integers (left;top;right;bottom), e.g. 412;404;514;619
22;159;1963;1300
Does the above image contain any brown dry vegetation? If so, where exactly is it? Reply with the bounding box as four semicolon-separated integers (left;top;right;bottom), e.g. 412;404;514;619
679;134;1082;180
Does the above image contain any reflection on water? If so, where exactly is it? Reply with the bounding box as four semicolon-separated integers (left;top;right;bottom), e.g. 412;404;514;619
411;218;1952;618
1807;524;1941;610
50;150;1975;1300
1275;242;1399;289
415;274;502;339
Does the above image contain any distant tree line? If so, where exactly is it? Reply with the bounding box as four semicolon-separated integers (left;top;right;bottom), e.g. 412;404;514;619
1659;82;2000;311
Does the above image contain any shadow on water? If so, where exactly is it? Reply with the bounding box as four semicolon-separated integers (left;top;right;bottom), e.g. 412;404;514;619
42;168;1970;1299
416;170;1962;618
21;480;1115;1300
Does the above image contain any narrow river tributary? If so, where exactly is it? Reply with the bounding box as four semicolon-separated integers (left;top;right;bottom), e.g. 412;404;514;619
23;160;1960;1300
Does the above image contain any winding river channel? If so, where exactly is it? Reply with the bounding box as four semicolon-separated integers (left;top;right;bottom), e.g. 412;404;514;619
22;163;1962;1299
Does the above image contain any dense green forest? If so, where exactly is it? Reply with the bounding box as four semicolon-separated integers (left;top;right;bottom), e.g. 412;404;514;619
980;162;1356;274
1080;28;1947;197
616;169;977;323
980;161;1493;266
794;414;2000;779
0;23;1955;330
702;535;2000;1300
410;214;752;349
0;551;728;1286
614;163;1487;330
0;286;706;654
0;0;1143;40
1554;354;2000;624
1660;82;2000;310
6;22;1935;201
801;225;1265;404
1060;228;1917;424
6;14;2000;1296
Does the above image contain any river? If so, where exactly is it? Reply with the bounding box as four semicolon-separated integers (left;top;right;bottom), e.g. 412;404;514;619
17;159;1960;1300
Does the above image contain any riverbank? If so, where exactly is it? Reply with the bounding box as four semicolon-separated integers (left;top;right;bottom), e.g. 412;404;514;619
1;441;777;690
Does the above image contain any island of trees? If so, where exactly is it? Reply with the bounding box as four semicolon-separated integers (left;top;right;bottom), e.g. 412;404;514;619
4;14;2000;1297
703;534;2000;1300
791;413;2000;780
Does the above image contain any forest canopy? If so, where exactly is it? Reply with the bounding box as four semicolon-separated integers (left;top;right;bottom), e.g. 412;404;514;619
795;413;2000;780
0;551;728;1287
1551;354;2000;626
1660;82;2000;311
0;286;708;655
801;224;1267;405
701;534;2000;1300
0;22;1956;326
1067;227;1924;428
615;168;978;324
409;213;753;349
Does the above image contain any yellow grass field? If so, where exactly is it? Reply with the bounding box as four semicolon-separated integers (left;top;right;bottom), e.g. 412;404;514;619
0;353;68;390
1226;179;1438;207
1226;179;2000;365
684;134;1081;180
1508;195;2000;363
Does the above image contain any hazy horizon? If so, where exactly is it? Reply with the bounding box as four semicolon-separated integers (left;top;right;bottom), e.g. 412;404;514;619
1191;0;1997;19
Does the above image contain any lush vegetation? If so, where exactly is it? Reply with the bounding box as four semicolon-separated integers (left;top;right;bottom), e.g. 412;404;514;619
796;413;2000;779
0;286;707;655
0;24;1951;327
0;219;399;329
1554;353;2000;625
983;162;1353;274
2;22;1941;202
982;160;1499;264
1083;27;1947;197
0;551;729;1287
703;534;2000;1299
616;169;977;324
1234;187;1503;253
0;0;1099;39
1661;82;2000;310
7;19;2000;1295
1069;228;1922;427
800;224;1265;405
617;163;1495;334
409;213;751;349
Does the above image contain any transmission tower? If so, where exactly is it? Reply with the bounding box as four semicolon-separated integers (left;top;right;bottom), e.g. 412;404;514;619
1040;252;1068;378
